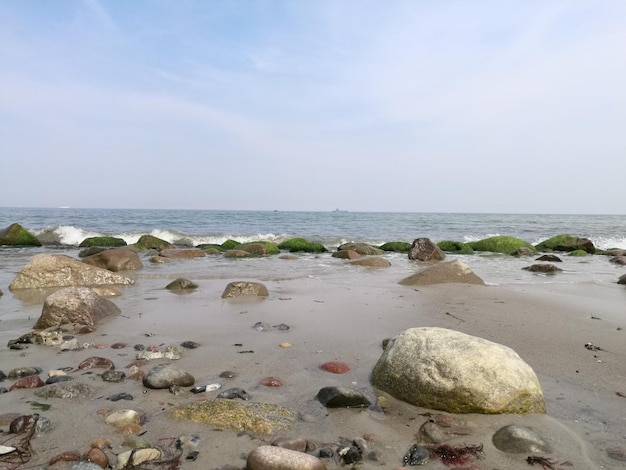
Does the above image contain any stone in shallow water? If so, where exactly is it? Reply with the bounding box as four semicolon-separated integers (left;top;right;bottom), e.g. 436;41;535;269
142;364;194;389
170;399;296;435
316;386;371;408
492;424;550;453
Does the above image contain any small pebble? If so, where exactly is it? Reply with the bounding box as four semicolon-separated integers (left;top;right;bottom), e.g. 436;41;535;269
260;377;283;387
279;342;292;348
108;392;134;402
219;370;237;378
111;343;127;349
180;341;200;349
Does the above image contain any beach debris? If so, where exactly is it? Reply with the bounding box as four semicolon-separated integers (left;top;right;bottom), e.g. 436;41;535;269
253;321;271;331
403;443;430;465
116;447;163;468
0;445;17;456
337;444;362;464
525;455;573;469
606;446;626;461
428;443;484;466
0;414;39;466
616;391;626;398
28;401;51;412
49;450;82;465
584;342;604;351
108;392;134;401
320;361;351;374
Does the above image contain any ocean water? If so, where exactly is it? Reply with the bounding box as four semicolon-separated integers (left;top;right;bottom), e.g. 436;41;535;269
1;207;625;287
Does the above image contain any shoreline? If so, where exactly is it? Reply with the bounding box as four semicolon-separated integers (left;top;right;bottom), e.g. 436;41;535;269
1;262;625;469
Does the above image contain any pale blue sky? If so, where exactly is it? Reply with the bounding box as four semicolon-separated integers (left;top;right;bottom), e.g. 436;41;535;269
1;1;625;213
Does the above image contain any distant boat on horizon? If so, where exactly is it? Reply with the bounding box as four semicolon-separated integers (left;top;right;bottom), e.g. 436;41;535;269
58;206;70;209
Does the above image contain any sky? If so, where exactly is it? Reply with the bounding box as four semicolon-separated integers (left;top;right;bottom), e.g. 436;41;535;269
1;1;625;213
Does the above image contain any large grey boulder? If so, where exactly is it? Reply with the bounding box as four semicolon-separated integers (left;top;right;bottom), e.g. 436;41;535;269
82;248;143;272
371;327;545;414
9;254;134;290
399;259;485;286
35;286;121;329
408;238;446;261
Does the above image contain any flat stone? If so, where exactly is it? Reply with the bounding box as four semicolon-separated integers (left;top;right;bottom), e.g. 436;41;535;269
492;425;550;453
247;445;326;470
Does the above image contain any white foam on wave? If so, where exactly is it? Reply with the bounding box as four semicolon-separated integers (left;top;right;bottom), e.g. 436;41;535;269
33;225;103;245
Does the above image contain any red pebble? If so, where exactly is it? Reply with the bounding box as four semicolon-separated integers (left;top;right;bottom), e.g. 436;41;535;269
260;376;283;387
320;361;350;374
9;375;45;390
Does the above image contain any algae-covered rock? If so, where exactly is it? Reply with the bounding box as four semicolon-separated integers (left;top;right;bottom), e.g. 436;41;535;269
535;234;595;253
379;241;412;253
133;234;174;251
468;236;535;254
170;399;297;435
0;223;42;246
278;238;327;253
221;239;241;250
569;249;588;257
437;240;474;254
337;243;383;255
236;242;280;255
79;237;127;248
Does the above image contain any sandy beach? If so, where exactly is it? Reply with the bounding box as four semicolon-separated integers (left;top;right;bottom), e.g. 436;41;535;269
1;257;626;469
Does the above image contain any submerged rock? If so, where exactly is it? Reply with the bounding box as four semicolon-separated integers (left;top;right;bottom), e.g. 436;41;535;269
165;278;199;291
371;327;545;414
170;399;297;435
400;259;485;286
221;281;269;298
316;387;371;408
492;424;550;453
81;247;143;272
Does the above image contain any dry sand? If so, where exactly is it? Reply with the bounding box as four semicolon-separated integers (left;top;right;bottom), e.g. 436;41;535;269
1;267;625;469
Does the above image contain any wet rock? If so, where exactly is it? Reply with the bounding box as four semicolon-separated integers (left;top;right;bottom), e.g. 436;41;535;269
71;463;103;470
222;281;269;298
136;345;183;361
399;259;485;286
536;254;562;262
271;437;308;452
9;254;134;290
247;445;327;470
372;327;545;414
77;357;115;370
607;446;626;461
316;387;371;408
522;263;563;274
8;367;42;379
35;415;54;433
253;322;271;331
9;375;45;390
337;243;383;255
34;381;96;399
348;256;391;268
83;447;109;468
46;375;74;384
320;361;350;374
108;392;134;401
101;370;126;383
337;445;361;465
111;342;126;349
82;248;143;272
160;248;205;259
180;340;200;349
217;387;250;400
408;237;446;261
116;448;163;468
143;364;195;389
105;409;140;427
219;370;237;379
0;223;41;246
0;370;6;381
332;249;361;259
492;425;550;453
150;256;171;264
403;443;430;465
170;399;297;435
260;377;283;387
166;278;199;291
36;286;121;329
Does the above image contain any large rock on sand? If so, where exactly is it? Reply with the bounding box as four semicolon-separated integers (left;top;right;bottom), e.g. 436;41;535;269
82;248;143;272
371;327;545;414
222;281;269;298
9;254;134;290
35;286;121;329
399;259;484;286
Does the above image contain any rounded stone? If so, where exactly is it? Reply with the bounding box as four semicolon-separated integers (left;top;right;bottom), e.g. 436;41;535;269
247;445;327;470
492;425;550;453
143;364;195;389
104;409;140;427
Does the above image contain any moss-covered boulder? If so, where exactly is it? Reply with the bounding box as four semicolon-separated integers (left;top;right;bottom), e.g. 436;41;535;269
535;234;596;254
221;239;241;250
569;249;588;257
437;240;474;254
170;399;297;435
337;243;383;255
0;223;42;246
133;234;174;251
379;241;412;253
278;238;327;253
236;242;280;256
197;243;224;252
468;236;535;254
79;236;127;248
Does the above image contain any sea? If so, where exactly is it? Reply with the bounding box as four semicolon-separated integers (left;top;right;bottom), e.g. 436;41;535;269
1;207;625;288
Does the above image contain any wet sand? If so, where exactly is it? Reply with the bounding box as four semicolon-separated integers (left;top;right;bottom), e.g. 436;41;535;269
1;265;626;469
